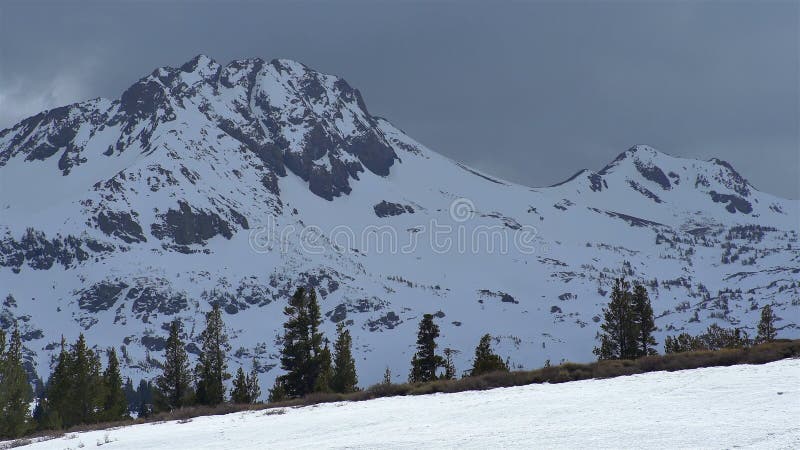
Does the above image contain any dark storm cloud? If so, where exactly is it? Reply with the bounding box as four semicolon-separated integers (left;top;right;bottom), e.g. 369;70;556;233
1;0;797;198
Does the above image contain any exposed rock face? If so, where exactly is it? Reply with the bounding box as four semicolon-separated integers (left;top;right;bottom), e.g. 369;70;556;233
0;229;111;271
373;201;414;218
128;287;189;323
709;191;753;214
78;281;129;313
150;201;239;246
95;211;147;243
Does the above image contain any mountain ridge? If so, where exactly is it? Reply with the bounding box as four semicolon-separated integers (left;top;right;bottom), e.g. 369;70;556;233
0;55;797;388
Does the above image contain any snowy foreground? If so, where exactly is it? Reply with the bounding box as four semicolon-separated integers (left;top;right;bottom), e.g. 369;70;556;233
14;359;800;449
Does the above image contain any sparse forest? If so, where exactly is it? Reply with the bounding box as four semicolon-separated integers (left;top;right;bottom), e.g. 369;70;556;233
0;281;789;439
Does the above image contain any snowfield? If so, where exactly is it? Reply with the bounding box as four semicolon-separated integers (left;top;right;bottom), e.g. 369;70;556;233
13;359;800;449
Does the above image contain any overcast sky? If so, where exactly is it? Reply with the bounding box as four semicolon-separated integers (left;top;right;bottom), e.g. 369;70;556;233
1;1;797;198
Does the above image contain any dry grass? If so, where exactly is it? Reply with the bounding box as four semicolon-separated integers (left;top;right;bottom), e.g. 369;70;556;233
7;339;798;446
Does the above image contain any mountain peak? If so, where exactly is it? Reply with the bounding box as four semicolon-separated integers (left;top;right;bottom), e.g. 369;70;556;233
0;54;399;201
179;53;217;72
545;143;770;218
627;144;659;154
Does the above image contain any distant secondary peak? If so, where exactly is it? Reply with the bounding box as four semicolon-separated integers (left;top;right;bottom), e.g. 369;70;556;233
180;54;218;72
627;144;658;154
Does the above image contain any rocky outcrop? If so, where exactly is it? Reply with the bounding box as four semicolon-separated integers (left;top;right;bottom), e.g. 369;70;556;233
374;201;414;218
150;201;246;246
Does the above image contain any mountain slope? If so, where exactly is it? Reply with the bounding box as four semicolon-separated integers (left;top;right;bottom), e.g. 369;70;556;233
0;55;797;387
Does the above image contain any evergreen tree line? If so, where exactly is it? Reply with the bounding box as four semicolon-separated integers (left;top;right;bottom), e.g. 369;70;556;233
122;377;154;418
236;287;511;400
407;313;509;383
0;325;34;438
3;282;782;438
21;305;262;434
664;304;779;354
151;305;263;410
32;334;128;433
593;277;781;359
268;287;359;401
593;278;658;360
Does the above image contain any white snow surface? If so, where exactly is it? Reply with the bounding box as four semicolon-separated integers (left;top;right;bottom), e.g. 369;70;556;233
10;359;800;449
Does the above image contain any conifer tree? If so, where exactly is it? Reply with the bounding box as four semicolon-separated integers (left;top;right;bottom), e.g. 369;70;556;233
39;337;72;429
594;277;638;360
756;304;778;344
136;379;154;418
313;342;334;393
382;366;392;385
155;320;193;410
442;348;458;380
331;323;358;393
123;377;137;412
268;379;287;403
631;283;658;357
231;367;250;404
700;323;750;350
195;305;231;406
246;363;261;403
102;347;128;421
277;287;326;398
664;332;704;354
71;334;104;425
230;364;261;404
409;314;445;383
0;328;6;429
470;334;509;376
0;324;33;438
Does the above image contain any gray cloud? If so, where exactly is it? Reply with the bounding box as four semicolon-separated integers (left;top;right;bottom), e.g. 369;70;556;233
1;0;797;198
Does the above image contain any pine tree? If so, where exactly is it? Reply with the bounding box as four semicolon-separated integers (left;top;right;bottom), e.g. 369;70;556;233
0;328;6;430
664;332;704;354
155;320;193;410
313;342;334;393
700;323;750;350
0;324;33;438
136;379;154;418
756;304;778;343
268;379;287;403
277;287;326;398
631;283;658;357
123;377;137;413
331;323;358;393
195;305;231;406
231;367;250;404
39;336;72;430
442;348;458;380
470;334;509;376
102;347;128;421
0;327;5;377
246;363;261;404
231;363;261;404
409;314;445;383
382;366;392;385
70;334;104;425
593;277;638;360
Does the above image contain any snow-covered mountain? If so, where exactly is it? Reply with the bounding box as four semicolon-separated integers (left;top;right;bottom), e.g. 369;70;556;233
0;55;797;387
